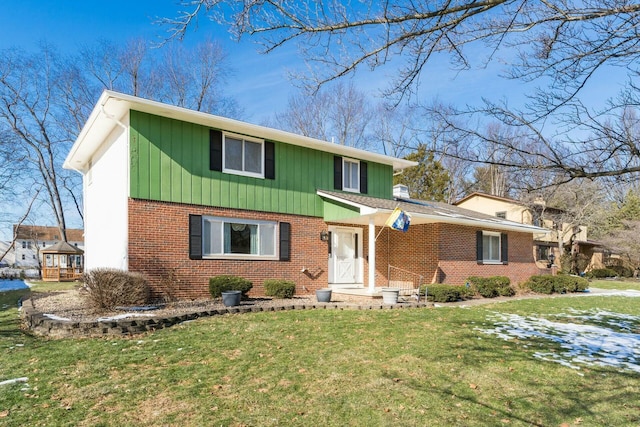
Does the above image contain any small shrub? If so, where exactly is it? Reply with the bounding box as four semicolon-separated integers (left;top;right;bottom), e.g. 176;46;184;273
524;275;555;294
609;265;634;278
422;284;465;303
555;275;589;293
467;276;513;298
588;268;618;278
82;268;151;310
208;275;253;298
264;279;296;299
460;284;476;299
525;275;588;294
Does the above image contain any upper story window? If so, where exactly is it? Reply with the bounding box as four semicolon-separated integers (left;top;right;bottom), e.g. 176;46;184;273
22;241;26;249
334;156;368;194
223;134;264;178
495;211;506;219
343;159;360;192
210;130;275;180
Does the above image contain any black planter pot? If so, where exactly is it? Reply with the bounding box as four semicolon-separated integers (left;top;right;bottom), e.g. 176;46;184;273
221;290;241;307
316;288;332;303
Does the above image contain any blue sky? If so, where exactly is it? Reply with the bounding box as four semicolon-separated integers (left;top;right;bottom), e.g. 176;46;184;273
0;1;624;239
0;0;553;123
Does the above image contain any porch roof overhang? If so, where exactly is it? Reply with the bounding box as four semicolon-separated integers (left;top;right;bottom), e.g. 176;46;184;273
317;190;549;235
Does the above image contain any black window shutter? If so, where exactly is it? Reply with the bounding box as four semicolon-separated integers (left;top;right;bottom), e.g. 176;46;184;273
476;230;483;264
265;141;275;179
359;161;368;194
189;215;203;260
501;233;509;264
334;156;343;190
279;222;291;261
210;130;223;171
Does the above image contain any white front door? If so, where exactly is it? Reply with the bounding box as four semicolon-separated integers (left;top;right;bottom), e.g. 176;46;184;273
329;227;361;284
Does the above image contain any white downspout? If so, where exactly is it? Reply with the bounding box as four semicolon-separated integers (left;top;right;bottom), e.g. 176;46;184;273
368;217;376;293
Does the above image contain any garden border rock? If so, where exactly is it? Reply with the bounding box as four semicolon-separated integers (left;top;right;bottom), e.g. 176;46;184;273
20;297;432;339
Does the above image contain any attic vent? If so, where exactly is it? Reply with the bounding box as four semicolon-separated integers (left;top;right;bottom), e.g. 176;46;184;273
393;184;410;199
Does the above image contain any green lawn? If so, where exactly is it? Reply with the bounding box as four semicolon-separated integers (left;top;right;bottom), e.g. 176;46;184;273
589;278;640;291
1;288;639;426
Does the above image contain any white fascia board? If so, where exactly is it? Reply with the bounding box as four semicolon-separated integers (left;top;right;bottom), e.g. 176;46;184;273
65;90;418;172
407;211;549;234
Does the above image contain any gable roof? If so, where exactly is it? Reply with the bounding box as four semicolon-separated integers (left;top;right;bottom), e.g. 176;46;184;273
454;192;566;215
41;241;84;254
13;225;84;242
454;192;525;206
317;190;548;234
64;90;418;173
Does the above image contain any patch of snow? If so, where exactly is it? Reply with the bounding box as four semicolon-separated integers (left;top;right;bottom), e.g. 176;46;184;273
43;314;71;321
0;377;28;386
586;289;640;297
477;310;640;374
97;313;154;322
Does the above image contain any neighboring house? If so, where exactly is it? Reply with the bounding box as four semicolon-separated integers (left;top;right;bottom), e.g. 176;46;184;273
454;192;604;272
64;91;547;299
0;240;14;267
12;225;84;270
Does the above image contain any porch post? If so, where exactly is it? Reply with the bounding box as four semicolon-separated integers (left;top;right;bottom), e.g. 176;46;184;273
368;217;376;293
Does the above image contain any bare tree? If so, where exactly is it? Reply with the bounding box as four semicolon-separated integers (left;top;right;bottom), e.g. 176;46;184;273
600;220;640;272
0;45;76;241
79;37;243;118
0;38;243;246
165;1;640;101
274;82;374;148
526;180;607;273
159;38;242;115
162;1;640;183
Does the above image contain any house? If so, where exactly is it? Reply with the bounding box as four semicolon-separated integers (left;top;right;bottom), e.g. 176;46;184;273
64;91;548;299
12;225;84;269
0;240;14;267
454;192;604;272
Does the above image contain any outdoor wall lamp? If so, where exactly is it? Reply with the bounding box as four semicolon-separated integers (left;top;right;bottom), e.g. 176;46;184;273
320;230;329;241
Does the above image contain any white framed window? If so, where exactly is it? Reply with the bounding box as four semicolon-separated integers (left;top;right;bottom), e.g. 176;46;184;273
342;158;360;192
495;211;507;219
482;231;501;263
202;216;277;259
223;133;264;178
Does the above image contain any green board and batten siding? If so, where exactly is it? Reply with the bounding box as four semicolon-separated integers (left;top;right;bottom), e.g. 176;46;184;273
129;111;393;217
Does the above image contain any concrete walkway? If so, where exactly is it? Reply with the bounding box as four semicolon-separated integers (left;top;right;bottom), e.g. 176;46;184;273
433;287;640;308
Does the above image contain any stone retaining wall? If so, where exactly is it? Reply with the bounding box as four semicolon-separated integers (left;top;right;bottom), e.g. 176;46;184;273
20;299;432;339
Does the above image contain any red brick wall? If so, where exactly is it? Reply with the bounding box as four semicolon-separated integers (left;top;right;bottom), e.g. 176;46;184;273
128;199;329;299
372;223;544;287
127;198;545;299
436;223;545;285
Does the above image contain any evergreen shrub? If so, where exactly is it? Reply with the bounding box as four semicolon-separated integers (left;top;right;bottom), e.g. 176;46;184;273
467;276;514;298
208;275;253;298
264;279;296;299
